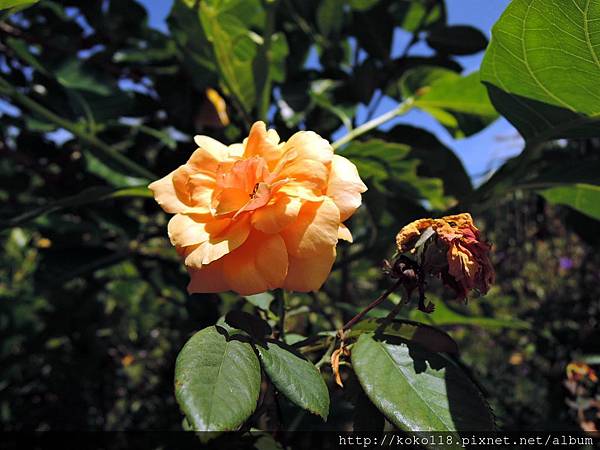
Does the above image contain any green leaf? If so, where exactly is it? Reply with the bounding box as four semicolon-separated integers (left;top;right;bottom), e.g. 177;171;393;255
85;152;148;188
352;333;495;435
403;68;498;138
200;0;262;112
349;0;379;11
347;318;459;354
6;38;48;75
384;125;472;201
317;0;344;37
426;25;488;56
409;298;531;330
481;0;600;143
0;0;38;14
54;59;116;96
255;341;329;420
244;292;274;311
353;2;393;59
168;0;218;89
391;0;446;33
540;184;600;221
343;139;451;210
269;32;289;83
175;326;261;431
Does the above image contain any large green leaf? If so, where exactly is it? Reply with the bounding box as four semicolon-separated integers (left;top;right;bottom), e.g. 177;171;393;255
481;0;600;143
256;341;329;420
402;68;498;138
174;326;261;431
352;333;495;436
540;184;600;221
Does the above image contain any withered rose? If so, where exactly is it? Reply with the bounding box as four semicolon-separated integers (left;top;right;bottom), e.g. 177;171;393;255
396;213;495;298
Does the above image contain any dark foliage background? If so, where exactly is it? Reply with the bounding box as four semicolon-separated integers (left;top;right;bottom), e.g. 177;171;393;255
1;0;598;432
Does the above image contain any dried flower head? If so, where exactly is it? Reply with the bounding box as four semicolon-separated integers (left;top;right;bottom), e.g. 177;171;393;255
396;213;495;298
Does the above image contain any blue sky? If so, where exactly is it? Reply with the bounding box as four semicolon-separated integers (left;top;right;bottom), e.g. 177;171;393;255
138;0;522;182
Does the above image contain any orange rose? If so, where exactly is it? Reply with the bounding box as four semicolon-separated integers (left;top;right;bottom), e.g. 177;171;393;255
396;213;494;298
149;121;367;295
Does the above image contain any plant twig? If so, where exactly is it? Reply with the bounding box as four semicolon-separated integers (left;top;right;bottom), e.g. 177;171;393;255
340;279;403;332
331;98;414;150
0;75;155;180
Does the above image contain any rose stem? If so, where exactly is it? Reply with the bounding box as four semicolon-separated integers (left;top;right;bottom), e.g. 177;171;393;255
340;279;403;332
275;289;286;340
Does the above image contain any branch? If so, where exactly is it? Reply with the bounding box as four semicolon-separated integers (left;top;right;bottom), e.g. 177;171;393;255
0;75;155;180
331;98;414;150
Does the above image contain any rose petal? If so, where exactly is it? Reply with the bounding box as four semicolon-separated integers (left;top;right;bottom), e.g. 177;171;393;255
148;170;189;214
280;197;340;257
243;121;281;167
214;188;250;216
326;155;367;222
283;130;333;165
167;213;210;247
184;215;251;267
187;257;230;294
171;165;214;214
277;181;324;202
283;245;336;292
223;231;288;295
251;195;302;234
191;135;231;171
338;223;353;242
278;158;329;192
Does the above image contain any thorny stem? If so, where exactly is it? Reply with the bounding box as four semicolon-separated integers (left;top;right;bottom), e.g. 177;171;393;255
331;98;414;150
340;279;403;333
380;288;409;327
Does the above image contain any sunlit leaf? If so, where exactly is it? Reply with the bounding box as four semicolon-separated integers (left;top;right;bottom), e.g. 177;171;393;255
0;0;38;14
175;326;260;431
199;0;264;112
540;184;600;221
352;333;495;436
402;67;498;138
256;340;329;420
481;0;600;143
